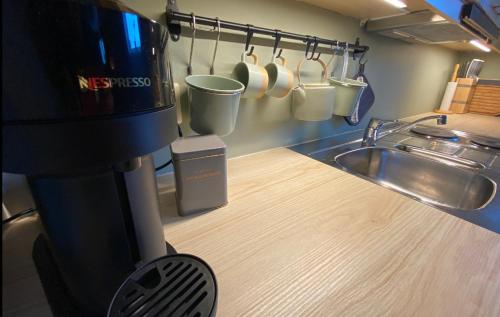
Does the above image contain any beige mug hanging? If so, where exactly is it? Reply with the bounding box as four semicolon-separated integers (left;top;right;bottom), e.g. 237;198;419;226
292;58;335;121
232;52;269;99
265;53;294;98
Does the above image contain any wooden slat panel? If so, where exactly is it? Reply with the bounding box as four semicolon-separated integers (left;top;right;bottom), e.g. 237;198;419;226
473;85;500;91
469;108;500;113
469;108;499;112
470;102;500;107
470;103;498;109
472;93;500;98
469;106;500;111
471;98;498;105
469;110;500;115
471;88;500;92
470;102;500;108
470;99;500;103
474;85;499;89
450;78;475;113
471;93;500;97
468;83;500;115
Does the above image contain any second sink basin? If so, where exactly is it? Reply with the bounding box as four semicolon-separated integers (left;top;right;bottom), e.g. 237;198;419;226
334;147;496;211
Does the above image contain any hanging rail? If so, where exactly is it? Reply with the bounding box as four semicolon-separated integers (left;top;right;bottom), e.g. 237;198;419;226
165;2;369;56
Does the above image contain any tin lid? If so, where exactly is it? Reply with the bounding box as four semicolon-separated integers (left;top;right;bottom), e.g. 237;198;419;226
170;135;226;161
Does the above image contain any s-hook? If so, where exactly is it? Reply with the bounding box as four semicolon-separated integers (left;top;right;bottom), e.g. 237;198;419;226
352;37;362;60
325;41;340;66
304;36;312;59
210;17;221;75
187;13;196;75
340;42;349;81
305;36;319;60
324;41;340;77
358;50;368;65
272;30;283;58
310;37;321;61
244;25;255;56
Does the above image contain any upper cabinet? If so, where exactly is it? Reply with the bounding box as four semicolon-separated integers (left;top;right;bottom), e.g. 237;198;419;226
295;0;500;53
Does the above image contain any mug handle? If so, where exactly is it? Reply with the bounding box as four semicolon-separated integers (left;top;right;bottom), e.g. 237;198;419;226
317;58;328;82
276;56;287;67
242;52;259;65
296;57;328;85
296;58;306;86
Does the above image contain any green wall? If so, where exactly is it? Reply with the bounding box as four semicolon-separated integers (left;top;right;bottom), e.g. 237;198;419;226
122;0;459;164
458;51;500;79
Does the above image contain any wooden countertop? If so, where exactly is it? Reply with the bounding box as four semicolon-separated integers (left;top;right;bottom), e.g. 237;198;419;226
404;112;500;139
158;147;500;316
3;113;500;316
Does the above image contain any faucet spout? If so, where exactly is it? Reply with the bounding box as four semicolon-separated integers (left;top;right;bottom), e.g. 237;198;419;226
361;115;447;147
437;115;447;125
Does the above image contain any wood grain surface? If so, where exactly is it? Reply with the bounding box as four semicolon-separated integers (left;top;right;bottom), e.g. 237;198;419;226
469;85;500;115
3;114;500;317
407;112;500;139
450;78;474;114
161;148;500;317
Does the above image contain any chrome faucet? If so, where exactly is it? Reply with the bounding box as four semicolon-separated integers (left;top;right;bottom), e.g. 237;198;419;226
361;115;447;147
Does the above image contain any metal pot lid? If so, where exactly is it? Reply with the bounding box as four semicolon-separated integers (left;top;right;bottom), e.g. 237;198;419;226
410;125;458;139
470;136;500;149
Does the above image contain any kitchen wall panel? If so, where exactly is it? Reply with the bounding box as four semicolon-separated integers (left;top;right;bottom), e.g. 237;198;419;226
122;0;459;163
458;52;500;79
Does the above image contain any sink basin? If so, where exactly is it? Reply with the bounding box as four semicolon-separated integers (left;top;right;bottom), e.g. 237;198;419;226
334;147;496;211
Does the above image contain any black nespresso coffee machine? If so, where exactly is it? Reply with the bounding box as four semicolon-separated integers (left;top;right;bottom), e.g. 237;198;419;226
3;0;216;316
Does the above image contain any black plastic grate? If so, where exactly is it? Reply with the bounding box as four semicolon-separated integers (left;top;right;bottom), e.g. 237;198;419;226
108;254;217;317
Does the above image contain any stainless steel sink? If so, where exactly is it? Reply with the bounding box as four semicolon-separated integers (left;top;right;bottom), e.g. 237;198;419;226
334;147;496;212
289;124;500;233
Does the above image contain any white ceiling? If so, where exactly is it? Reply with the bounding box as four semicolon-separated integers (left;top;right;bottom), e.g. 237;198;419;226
294;0;430;20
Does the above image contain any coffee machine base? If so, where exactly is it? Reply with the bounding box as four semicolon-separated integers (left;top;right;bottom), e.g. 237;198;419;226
33;235;177;317
27;154;175;315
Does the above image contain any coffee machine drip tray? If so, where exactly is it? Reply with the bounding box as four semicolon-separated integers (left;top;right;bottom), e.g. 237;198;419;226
32;235;179;317
108;254;217;317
